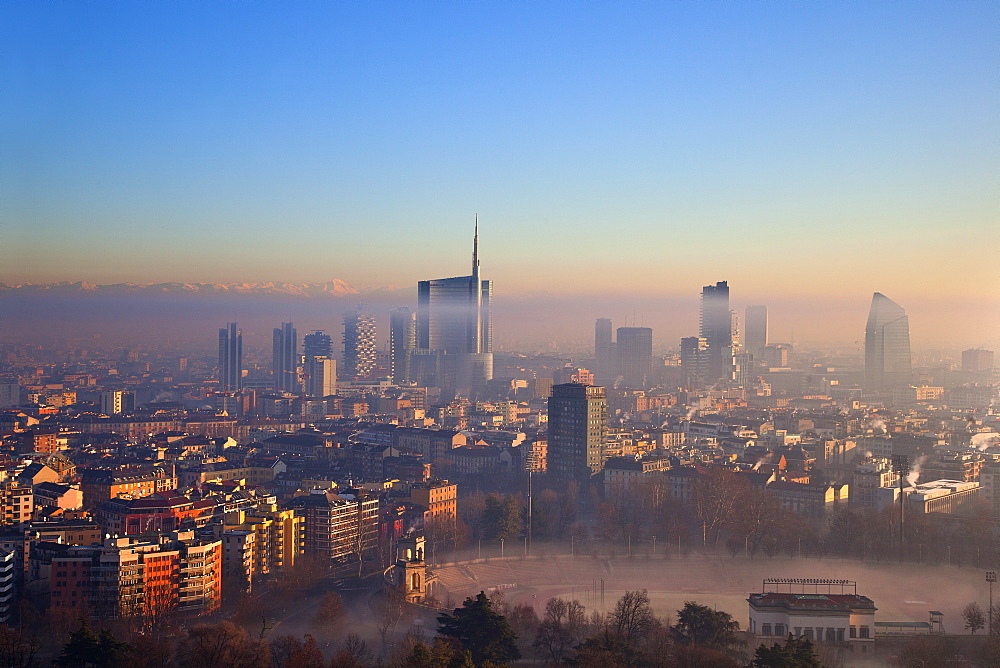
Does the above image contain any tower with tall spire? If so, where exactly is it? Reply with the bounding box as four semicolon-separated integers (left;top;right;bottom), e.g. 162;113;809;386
417;219;493;398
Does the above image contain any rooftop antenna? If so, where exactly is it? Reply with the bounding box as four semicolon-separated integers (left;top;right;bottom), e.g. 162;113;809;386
473;213;479;273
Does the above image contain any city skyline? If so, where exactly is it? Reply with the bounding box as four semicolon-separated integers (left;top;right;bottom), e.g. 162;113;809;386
3;5;996;319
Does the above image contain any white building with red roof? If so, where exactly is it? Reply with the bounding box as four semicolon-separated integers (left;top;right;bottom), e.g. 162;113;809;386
748;578;876;644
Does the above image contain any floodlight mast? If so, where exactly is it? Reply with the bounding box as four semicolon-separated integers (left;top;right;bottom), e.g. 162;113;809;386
892;455;909;562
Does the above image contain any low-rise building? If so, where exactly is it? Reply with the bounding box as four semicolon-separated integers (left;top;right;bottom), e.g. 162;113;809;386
748;579;876;644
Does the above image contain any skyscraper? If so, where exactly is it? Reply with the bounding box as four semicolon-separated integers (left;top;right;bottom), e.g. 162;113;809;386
594;318;615;385
303;331;333;359
962;349;995;373
305;356;337;397
616;326;652;389
864;292;912;391
390;307;417;383
700;281;734;382
744;305;768;357
680;336;709;386
548;383;608;480
343;307;377;381
272;322;298;392
416;220;492;398
218;323;242;392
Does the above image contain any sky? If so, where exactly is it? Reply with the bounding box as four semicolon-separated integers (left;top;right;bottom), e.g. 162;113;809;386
2;2;998;346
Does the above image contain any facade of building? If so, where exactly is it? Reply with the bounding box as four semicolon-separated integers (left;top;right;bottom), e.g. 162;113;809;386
0;481;33;525
962;348;994;373
700;281;734;382
0;548;13;623
390;307;417;383
49;532;222;619
303;330;333;358
304;356;336;398
216;505;304;581
100;390;134;416
286;489;379;575
416;224;492;398
548;383;609;480
744;305;768;357
748;579;876;644
767;481;848;517
864;292;912;391
272;322;299;392
616;327;653;390
80;465;178;509
681;336;709;386
876;479;982;515
594;318;615;386
406;480;457;521
343;308;377;381
218;322;243;392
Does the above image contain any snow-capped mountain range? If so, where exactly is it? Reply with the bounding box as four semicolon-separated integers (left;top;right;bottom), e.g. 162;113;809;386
0;280;360;297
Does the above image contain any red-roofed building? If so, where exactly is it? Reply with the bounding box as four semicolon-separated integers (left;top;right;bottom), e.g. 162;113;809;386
748;579;876;644
95;492;215;536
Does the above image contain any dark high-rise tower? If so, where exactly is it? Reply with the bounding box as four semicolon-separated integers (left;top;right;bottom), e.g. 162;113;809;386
865;292;912;391
416;219;492;397
218;323;242;392
303;331;333;359
548;383;609;481
700;281;734;382
616;326;653;389
272;322;298;392
594;318;615;385
744;305;768;357
390;307;417;383
343;307;377;381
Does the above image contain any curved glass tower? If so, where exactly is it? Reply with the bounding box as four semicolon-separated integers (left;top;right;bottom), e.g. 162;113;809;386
864;292;912;391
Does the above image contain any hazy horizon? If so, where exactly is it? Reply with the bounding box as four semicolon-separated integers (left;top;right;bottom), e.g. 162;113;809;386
3;2;997;350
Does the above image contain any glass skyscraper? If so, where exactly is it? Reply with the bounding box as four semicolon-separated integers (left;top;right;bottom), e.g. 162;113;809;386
416;221;492;398
865;292;912;391
272;322;298;392
218;322;242;392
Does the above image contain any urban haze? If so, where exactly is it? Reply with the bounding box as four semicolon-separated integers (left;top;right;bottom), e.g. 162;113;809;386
1;3;998;667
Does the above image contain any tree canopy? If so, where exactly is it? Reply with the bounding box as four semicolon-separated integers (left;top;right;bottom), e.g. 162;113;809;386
751;634;822;668
437;592;521;666
672;601;742;654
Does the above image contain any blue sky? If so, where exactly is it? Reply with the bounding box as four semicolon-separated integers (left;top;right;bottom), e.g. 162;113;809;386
2;1;997;341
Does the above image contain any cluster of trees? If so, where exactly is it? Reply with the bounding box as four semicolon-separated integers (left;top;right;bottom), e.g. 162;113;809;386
452;469;1000;569
410;589;822;667
33;618;378;668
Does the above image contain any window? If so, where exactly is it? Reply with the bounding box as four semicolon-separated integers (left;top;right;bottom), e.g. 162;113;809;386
803;628;814;639
775;624;786;636
761;624;771;636
859;626;870;639
837;628;845;642
794;627;801;637
827;628;836;642
850;626;856;638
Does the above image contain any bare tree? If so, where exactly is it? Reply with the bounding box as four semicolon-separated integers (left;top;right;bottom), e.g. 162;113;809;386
329;633;373;668
178;621;270;668
313;591;346;637
609;590;659;641
693;469;749;547
0;626;40;668
374;586;406;657
533;597;588;663
963;601;985;634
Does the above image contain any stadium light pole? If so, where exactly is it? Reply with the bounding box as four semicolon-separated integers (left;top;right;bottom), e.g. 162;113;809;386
892;454;909;562
988;571;996;636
